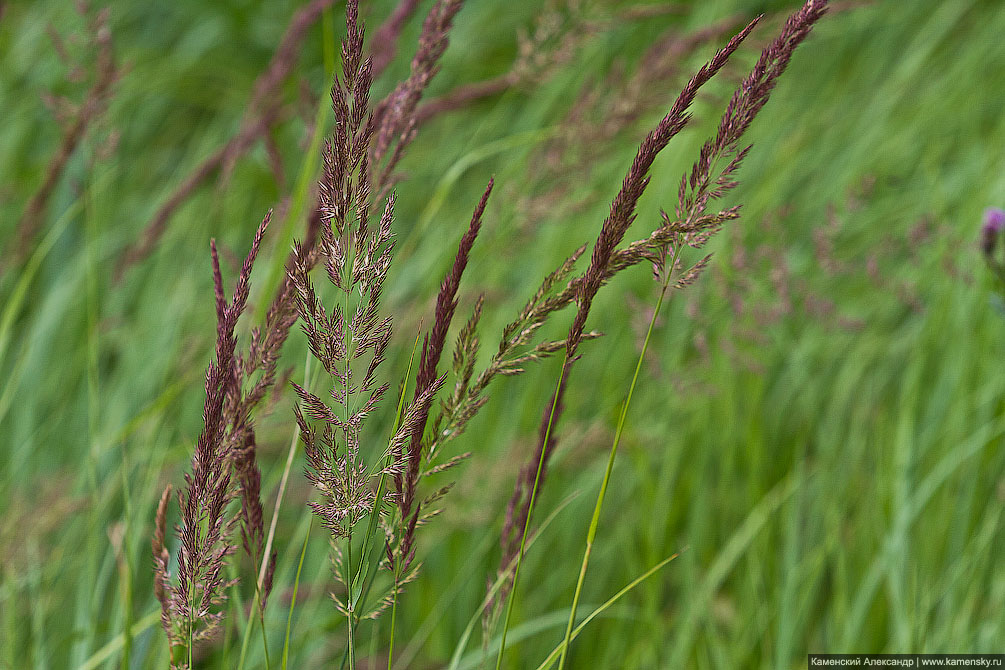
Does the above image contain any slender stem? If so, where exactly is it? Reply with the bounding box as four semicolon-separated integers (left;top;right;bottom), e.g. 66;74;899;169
240;354;314;670
343;162;356;670
260;353;312;587
236;548;266;670
368;345;419;670
556;240;683;668
282;517;313;670
254;544;272;669
260;599;272;669
536;553;680;670
495;357;570;670
187;561;195;669
387;568;399;669
116;444;135;670
445;497;577;670
347;530;355;670
350;326;421;614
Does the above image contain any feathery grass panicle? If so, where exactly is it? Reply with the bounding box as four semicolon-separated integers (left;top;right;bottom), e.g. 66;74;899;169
284;5;442;632
504;1;830;556
14;2;120;265
555;2;830;665
486;4;830;661
152;212;269;665
372;0;466;189
565;14;760;358
427;243;595;465
669;1;830;259
281;11;502;665
486;17;763;621
151;184;323;634
288;0;399;545
395;178;494;562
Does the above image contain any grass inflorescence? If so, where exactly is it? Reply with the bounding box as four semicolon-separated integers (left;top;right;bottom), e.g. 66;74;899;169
4;0;1005;668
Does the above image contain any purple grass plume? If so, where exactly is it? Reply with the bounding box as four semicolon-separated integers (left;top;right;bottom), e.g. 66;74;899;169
286;0;452;624
152;212;270;665
491;0;830;617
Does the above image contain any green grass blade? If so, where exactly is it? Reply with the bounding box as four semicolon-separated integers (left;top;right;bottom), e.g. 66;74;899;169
495;357;569;670
557;279;670;669
76;610;160;670
281;517;313;670
445;493;579;670
534;552;681;670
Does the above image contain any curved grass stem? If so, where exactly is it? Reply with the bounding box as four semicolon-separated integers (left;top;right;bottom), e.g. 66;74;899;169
495;356;570;670
281;517;313;670
557;239;683;669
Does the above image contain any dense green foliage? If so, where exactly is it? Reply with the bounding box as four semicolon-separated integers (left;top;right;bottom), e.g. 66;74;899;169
2;0;1003;668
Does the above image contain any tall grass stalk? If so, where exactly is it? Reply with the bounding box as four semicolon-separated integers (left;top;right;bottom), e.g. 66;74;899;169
446;494;578;670
234;556;271;670
281;516;312;670
495;357;569;670
373;329;423;670
535;552;680;670
557;239;683;669
259;351;314;591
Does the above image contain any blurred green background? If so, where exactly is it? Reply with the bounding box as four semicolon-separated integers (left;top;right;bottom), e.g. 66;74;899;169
2;0;1004;668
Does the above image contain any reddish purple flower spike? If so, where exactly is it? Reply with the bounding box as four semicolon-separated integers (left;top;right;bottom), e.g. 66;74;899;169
982;207;1005;257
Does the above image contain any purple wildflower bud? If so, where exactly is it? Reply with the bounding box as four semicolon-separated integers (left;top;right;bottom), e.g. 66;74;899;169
982;208;1005;257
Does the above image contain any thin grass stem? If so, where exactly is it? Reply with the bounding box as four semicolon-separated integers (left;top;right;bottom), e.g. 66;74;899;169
239;353;315;670
557;238;683;667
282;517;313;670
347;529;355;670
353;330;422;670
259;352;313;588
351;326;422;607
446;494;578;670
387;581;399;670
535;553;680;670
495;356;569;670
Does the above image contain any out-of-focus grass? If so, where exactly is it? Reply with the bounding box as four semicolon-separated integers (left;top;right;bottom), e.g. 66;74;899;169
1;0;1003;668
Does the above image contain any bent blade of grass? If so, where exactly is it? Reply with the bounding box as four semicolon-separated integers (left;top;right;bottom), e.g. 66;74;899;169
0;160;115;371
0;201;85;439
446;492;579;670
76;610;160;670
533;552;681;670
397;126;559;263
394;528;496;670
840;417;1005;648
668;471;805;667
0;196;83;371
282;516;313;670
558;238;682;668
458;610;597;670
495;357;569;670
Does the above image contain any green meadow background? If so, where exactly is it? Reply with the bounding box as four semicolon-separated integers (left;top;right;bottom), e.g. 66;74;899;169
2;0;1003;667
